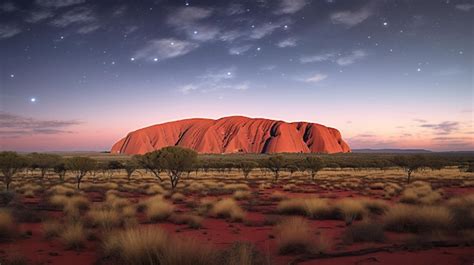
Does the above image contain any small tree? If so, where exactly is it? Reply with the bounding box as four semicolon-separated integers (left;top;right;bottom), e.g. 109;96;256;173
136;152;163;181
263;155;286;182
391;155;427;184
0;151;27;191
304;157;324;181
53;161;67;182
239;161;258;180
66;157;96;189
287;164;298;177
123;158;139;182
157;146;198;190
28;153;61;180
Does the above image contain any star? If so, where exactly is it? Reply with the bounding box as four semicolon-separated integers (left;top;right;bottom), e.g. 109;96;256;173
111;61;116;65
383;22;388;26
153;58;158;62
227;72;232;76
30;97;36;103
193;30;198;34
170;42;175;46
185;2;189;6
256;47;261;51
10;74;14;78
130;57;135;61
284;25;288;29
60;36;64;40
417;68;421;72
459;51;463;55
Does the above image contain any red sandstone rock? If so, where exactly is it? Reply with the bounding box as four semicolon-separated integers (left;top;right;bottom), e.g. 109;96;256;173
111;116;350;154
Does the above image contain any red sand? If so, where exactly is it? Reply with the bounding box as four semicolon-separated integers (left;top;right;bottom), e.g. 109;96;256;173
111;116;351;154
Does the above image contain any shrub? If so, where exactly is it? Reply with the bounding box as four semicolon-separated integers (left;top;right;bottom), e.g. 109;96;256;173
275;217;326;255
103;227;217;265
445;194;474;229
277;197;335;219
61;223;86;249
233;190;251;200
42;220;63;239
0;210;15;240
224;183;250;191
343;222;385;244
87;207;121;230
334;199;367;224
220;242;270;265
384;204;452;233
171;192;186;202
269;191;286;201
399;182;442;205
210;198;245;222
146;199;174;222
170;214;203;229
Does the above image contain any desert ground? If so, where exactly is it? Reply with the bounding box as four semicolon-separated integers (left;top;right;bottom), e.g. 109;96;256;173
1;153;473;265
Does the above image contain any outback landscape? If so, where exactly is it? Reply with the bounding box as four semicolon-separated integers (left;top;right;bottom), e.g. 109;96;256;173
1;0;473;264
1;149;474;265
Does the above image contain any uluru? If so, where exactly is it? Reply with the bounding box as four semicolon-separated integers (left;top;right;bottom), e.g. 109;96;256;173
111;116;350;154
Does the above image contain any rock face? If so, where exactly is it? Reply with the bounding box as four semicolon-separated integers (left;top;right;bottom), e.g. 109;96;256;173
111;116;351;154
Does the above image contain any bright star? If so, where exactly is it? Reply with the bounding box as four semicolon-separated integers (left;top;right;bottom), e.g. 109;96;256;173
257;47;261;51
284;25;288;29
383;22;388;26
130;57;135;61
193;30;198;34
185;2;189;6
30;98;36;103
10;74;14;78
417;68;421;72
153;58;158;62
227;72;232;76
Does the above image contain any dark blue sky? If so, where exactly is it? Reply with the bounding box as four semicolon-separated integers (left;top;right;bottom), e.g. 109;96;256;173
1;0;473;151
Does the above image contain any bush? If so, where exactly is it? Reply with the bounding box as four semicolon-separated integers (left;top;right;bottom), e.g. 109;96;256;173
233;190;251;200
384;204;452;233
170;214;203;229
275;217;326;255
0;210;15;241
146;199;174;222
334;199;367;224
42;220;63;239
61;223;86;249
220;242;270;265
103;227;217;265
210;198;245;222
277;198;335;219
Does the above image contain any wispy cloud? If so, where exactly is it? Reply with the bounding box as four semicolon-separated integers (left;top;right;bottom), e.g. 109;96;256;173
336;50;367;66
420;121;459;135
179;67;249;94
35;0;85;8
229;45;252;55
330;6;372;27
133;38;199;62
77;24;100;34
277;37;297;48
304;73;328;83
167;7;218;42
300;50;366;66
26;9;54;23
50;6;96;27
0;2;16;12
455;4;474;11
275;0;307;14
0;24;21;39
250;19;289;39
300;52;337;63
0;112;81;138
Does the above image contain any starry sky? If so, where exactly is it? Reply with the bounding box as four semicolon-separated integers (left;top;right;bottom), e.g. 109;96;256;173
0;0;473;152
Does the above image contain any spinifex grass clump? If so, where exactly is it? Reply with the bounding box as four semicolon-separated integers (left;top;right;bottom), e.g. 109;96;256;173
275;217;327;255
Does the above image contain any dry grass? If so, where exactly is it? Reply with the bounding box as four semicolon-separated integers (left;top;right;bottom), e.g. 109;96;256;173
145;184;166;195
210;198;246;222
221;242;270;265
233;190;252;200
61;223;86;249
145;198;174;222
269;191;286;201
171;192;186;202
399;181;442;204
384;204;452;233
170;214;203;229
224;183;250;191
334;199;367;224
277;197;335;219
275;217;326;255
103;227;217;265
0;210;15;240
87;206;122;230
42;220;63;239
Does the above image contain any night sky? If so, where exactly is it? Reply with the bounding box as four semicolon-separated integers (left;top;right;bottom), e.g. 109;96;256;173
1;0;473;152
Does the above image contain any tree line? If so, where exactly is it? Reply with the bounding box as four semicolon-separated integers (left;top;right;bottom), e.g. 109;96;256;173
1;148;472;191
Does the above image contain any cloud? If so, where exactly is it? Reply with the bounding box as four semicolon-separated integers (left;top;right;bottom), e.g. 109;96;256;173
300;52;337;63
277;37;297;48
420;121;459;135
180;84;198;95
0;24;21;39
0;2;17;12
250;19;288;39
275;0;307;14
26;9;54;23
0;112;81;137
300;50;367;66
219;30;246;42
50;6;96;27
226;3;245;15
330;7;372;27
167;7;218;41
455;4;474;11
199;67;236;83
179;67;249;94
336;50;367;66
229;45;252;55
133;38;199;61
77;24;100;34
35;0;85;8
305;73;328;83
